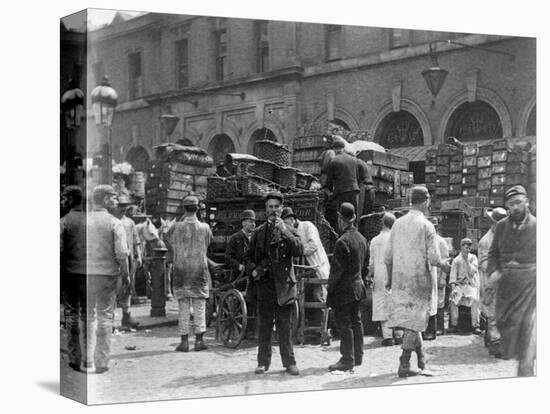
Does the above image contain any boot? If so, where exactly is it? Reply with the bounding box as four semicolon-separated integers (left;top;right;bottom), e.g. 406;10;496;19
415;347;426;370
175;335;189;352
121;311;140;330
194;333;208;352
398;350;418;378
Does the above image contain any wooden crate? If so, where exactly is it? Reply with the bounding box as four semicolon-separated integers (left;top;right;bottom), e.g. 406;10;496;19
356;150;409;171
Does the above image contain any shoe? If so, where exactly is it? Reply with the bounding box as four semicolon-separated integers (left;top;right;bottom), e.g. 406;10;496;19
79;362;95;373
95;366;109;374
398;364;419;378
472;327;482;335
423;332;436;341
175;340;189;352
254;365;269;374
328;361;353;372
286;365;300;376
381;338;394;347
121;313;140;330
68;362;80;372
194;340;208;352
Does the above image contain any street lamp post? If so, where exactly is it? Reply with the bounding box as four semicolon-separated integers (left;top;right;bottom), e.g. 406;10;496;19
61;79;84;186
91;76;118;185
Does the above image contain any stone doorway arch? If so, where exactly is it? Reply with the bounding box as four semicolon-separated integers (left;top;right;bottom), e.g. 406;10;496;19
208;133;236;166
444;101;503;142
373;110;424;148
248;128;277;155
125;145;151;172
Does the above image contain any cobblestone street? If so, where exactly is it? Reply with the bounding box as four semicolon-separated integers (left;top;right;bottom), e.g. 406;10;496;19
61;323;517;405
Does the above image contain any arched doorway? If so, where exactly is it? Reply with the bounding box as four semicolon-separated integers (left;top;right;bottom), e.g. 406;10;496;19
373;111;424;148
125;146;150;172
248;128;276;155
526;104;536;136
208;134;236;165
444;101;503;141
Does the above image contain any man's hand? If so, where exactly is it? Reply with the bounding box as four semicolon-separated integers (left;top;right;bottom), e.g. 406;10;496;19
439;258;452;273
238;264;244;272
136;257;143;268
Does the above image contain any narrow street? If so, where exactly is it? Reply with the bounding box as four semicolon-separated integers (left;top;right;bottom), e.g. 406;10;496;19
61;323;517;405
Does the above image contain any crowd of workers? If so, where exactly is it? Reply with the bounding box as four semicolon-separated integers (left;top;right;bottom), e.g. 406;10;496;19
60;136;536;379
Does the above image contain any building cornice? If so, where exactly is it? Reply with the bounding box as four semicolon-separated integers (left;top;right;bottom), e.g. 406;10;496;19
303;34;515;79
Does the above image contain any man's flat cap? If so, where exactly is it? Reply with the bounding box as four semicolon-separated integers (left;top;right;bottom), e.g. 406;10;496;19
486;207;508;222
264;191;284;203
410;185;430;205
241;209;256;221
505;185;527;201
281;207;296;220
182;195;199;206
461;238;473;246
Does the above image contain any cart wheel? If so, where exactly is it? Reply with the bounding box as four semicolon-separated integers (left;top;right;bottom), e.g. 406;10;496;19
217;289;248;348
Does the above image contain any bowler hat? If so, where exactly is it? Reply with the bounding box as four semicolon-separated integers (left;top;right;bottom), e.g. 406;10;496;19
338;202;356;221
182;195;199;206
505;185;527;201
118;194;132;205
486;207;507;223
240;209;256;221
264;191;284;204
281;207;297;220
332;135;346;149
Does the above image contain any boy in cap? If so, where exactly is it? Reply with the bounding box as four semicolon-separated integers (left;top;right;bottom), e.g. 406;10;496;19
327;202;369;371
165;195;213;352
448;238;481;334
366;211;396;346
245;191;303;376
112;194;142;330
384;185;450;377
487;185;536;376
478;207;508;356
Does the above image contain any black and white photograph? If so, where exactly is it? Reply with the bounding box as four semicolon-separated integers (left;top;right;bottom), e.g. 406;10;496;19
4;0;547;412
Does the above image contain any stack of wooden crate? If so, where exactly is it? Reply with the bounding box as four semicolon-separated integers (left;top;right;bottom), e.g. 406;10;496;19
461;144;478;197
292;134;326;176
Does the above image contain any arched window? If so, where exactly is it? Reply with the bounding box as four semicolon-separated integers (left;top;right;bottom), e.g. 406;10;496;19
374;111;424;148
208;134;236;165
125;146;150;172
329;118;350;131
248;128;276;155
526;104;536;136
444;101;503;141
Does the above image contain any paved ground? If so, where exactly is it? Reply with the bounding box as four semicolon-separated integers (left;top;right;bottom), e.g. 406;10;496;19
60;318;518;405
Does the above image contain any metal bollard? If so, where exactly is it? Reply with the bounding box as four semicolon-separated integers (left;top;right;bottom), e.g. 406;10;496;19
150;247;168;317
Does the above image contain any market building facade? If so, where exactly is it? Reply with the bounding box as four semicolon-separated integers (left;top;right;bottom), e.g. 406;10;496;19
83;12;536;178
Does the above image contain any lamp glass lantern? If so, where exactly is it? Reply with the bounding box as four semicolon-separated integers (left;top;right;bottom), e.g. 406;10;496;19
91;77;118;126
422;44;448;98
61;81;84;129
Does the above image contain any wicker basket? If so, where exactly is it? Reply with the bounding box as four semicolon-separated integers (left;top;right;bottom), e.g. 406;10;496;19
358;212;384;242
206;176;240;200
240;175;278;197
225;153;276;181
255;140;291;166
318;216;338;254
274;166;298;187
295;171;316;190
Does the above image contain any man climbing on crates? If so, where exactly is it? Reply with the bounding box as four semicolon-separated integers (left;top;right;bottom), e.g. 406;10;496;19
323;136;375;230
245;191;303;376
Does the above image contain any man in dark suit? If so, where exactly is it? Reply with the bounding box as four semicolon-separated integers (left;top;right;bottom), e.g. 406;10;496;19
324;137;374;229
327;202;369;371
245;192;303;376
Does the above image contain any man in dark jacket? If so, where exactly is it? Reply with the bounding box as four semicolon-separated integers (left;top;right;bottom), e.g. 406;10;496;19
245;192;303;376
325;137;374;228
225;209;256;278
327;202;369;371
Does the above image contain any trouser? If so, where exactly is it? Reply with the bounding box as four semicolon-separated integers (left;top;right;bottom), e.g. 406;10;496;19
61;272;86;366
334;300;364;367
482;278;501;343
117;257;136;312
256;278;296;368
381;321;393;339
177;297;207;335
84;275;119;368
450;299;480;328
402;328;423;351
424;315;437;337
